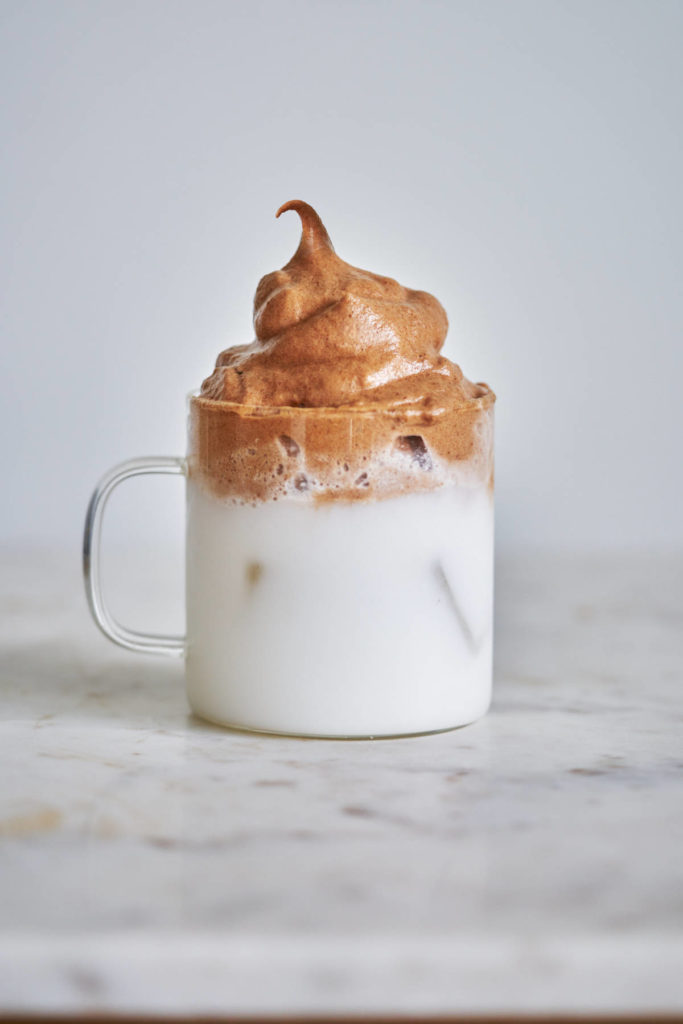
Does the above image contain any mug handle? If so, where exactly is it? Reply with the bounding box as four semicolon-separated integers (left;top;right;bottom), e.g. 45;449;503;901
83;456;186;657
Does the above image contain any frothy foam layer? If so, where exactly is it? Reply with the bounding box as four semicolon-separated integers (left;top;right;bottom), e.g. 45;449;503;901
193;201;494;502
189;396;494;504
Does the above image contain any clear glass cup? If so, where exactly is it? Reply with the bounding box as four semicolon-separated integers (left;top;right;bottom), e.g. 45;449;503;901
84;393;494;738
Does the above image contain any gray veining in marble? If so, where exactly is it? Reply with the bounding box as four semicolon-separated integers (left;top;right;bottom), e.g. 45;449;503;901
1;547;682;1015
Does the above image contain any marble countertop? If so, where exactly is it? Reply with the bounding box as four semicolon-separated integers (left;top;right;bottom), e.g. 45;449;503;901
1;547;681;1017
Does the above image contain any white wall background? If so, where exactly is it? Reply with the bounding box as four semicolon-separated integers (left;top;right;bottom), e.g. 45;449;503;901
2;0;682;556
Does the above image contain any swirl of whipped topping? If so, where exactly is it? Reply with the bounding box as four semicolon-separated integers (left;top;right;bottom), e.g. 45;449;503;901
201;200;484;410
192;202;494;504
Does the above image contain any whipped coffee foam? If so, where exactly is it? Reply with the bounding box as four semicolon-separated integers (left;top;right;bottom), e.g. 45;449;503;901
191;201;494;503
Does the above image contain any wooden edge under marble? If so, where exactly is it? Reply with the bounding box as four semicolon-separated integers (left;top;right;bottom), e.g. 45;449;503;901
1;1014;682;1023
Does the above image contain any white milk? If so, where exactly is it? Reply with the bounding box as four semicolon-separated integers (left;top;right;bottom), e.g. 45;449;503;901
185;482;493;737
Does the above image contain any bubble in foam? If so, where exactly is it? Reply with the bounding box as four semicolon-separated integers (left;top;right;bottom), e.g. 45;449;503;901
279;435;300;457
396;435;433;471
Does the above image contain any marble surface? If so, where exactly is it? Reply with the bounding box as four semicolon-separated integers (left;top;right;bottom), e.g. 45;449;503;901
1;546;682;1016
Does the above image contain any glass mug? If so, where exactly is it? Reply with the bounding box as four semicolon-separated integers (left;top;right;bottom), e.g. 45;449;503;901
84;395;494;738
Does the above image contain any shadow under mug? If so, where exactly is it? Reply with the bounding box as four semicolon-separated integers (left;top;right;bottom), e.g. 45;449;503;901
84;401;494;739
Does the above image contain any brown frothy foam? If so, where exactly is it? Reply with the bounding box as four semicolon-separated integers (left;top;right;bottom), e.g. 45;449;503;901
189;395;494;504
192;201;495;503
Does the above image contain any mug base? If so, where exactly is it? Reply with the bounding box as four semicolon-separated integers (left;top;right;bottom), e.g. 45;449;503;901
188;704;490;740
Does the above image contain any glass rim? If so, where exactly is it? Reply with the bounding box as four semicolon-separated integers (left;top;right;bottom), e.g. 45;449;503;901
187;386;495;419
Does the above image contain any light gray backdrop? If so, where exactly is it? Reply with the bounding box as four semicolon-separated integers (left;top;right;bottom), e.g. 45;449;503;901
2;0;682;557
